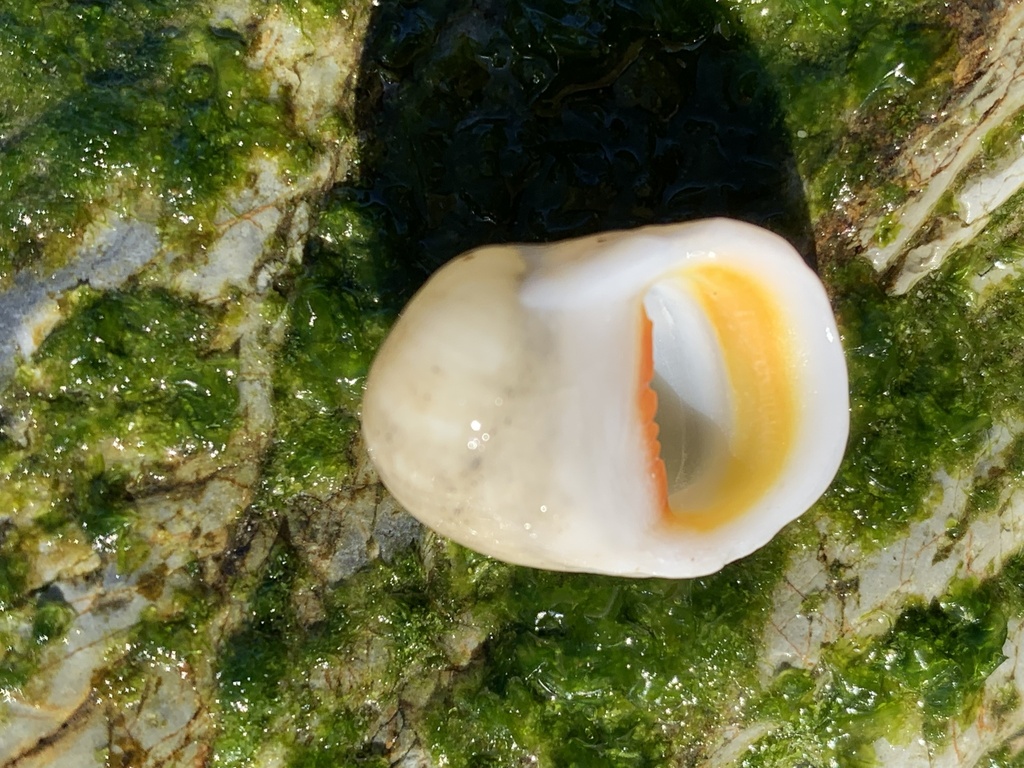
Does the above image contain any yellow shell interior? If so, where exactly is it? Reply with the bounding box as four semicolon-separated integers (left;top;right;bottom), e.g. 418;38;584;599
646;263;798;532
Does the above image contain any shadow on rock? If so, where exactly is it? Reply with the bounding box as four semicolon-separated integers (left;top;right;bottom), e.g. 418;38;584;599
338;0;813;308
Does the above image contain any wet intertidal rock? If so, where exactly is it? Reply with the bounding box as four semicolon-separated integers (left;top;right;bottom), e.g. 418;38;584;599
5;0;1024;766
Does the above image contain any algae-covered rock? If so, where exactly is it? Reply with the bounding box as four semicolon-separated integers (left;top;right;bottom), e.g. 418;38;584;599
3;0;1024;766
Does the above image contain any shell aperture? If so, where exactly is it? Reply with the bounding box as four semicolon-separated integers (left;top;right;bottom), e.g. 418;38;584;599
361;219;849;577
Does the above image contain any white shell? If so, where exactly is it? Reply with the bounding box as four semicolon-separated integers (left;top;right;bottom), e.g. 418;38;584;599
362;218;849;577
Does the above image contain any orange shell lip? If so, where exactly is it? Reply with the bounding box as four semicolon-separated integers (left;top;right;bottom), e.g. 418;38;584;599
637;306;670;518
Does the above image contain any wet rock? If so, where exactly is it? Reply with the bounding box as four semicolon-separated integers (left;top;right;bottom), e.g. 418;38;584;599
439;611;491;670
0;217;160;381
373;494;423;565
287;443;423;584
288;488;375;584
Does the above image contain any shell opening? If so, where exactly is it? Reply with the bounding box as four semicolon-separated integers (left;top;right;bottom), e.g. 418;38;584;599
642;263;798;531
642;278;733;513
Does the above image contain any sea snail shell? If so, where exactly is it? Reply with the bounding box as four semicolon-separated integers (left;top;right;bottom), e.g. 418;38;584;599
362;219;849;578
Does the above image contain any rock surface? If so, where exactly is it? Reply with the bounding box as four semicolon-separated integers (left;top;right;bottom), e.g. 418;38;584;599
3;0;1024;766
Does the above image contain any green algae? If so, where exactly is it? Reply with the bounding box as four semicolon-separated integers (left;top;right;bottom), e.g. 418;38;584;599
980;748;1024;768
3;0;1024;764
206;527;786;767
0;287;238;697
265;198;390;500
741;567;1020;767
981;106;1024;169
213;536;453;767
724;0;957;216
0;0;307;284
21;287;236;452
424;541;788;765
210;0;1024;764
0;589;75;694
36;290;226;420
0;528;35;693
0;288;239;554
818;254;1024;548
0;526;28;612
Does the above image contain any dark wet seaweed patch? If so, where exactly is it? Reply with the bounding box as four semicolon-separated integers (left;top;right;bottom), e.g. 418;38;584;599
341;0;812;309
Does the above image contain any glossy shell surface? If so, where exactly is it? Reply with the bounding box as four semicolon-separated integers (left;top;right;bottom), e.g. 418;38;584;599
362;219;849;577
